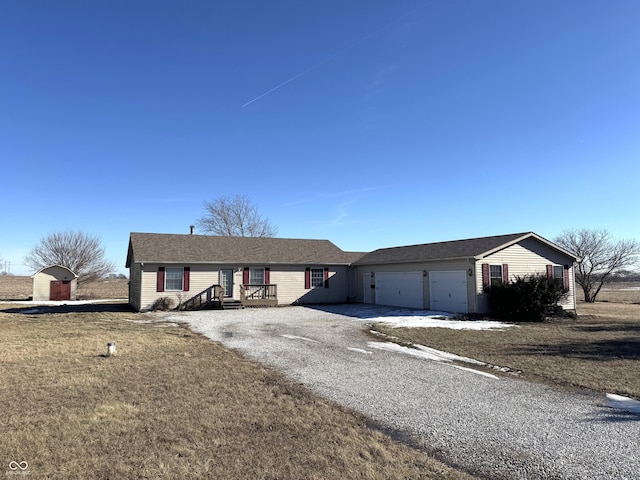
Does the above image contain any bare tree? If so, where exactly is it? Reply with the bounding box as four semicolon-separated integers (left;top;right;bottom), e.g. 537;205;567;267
196;194;278;237
554;228;640;302
24;230;115;283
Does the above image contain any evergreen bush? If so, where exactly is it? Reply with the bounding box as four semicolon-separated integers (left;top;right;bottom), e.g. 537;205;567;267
487;274;568;322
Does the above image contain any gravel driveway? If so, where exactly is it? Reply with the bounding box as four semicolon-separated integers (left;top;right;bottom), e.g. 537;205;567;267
163;305;640;480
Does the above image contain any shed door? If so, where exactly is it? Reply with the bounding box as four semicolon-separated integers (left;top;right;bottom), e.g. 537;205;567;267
429;271;468;313
50;280;71;301
375;272;423;309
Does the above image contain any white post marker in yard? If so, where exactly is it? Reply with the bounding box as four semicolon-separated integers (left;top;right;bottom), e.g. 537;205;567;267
106;342;117;357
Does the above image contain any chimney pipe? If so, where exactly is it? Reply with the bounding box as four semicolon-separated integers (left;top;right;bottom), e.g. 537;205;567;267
189;225;194;235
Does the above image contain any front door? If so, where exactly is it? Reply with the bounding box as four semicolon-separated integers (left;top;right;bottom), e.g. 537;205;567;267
220;269;233;297
50;280;71;301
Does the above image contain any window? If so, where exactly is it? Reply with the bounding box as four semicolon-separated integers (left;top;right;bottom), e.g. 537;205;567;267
310;268;324;287
305;267;329;289
249;267;264;285
165;267;183;291
552;265;563;280
552;265;564;286
490;265;503;287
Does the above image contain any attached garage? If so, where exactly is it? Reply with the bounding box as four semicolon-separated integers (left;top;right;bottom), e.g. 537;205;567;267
429;271;468;313
375;272;424;309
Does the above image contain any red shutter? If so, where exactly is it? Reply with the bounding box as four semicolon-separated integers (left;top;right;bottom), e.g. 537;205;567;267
502;264;509;283
157;267;165;292
481;264;490;289
563;264;570;290
264;267;270;284
324;267;329;288
546;265;553;278
243;268;250;286
183;267;190;291
305;268;311;289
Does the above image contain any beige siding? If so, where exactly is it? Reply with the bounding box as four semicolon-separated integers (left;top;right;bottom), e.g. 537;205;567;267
138;264;220;311
475;237;576;313
32;266;77;301
134;263;349;311
271;266;349;305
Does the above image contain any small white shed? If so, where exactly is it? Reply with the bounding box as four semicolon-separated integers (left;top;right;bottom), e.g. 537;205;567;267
32;265;78;301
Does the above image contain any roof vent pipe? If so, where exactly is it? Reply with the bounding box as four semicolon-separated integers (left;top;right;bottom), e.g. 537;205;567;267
189;225;194;235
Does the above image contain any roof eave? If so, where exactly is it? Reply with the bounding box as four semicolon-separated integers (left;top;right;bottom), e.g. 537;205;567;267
354;256;474;266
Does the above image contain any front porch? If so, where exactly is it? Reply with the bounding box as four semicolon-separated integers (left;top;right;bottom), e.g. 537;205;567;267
240;284;278;307
180;284;278;310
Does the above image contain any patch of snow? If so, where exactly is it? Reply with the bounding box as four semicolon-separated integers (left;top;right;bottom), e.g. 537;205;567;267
347;347;373;355
280;334;319;343
374;314;514;330
367;341;498;380
414;345;486;366
453;365;499;380
3;299;127;305
606;393;640;414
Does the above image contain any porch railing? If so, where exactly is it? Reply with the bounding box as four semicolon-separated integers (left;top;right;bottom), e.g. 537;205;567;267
240;284;278;306
180;284;224;310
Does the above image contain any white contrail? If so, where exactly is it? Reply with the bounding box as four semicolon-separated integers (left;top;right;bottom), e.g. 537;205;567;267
242;51;343;107
242;11;413;107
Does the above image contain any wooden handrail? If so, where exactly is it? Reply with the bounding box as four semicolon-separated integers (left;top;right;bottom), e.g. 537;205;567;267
180;284;224;310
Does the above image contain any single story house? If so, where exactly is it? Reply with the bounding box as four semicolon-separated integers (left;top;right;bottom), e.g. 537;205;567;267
125;232;362;312
32;265;78;301
126;231;578;314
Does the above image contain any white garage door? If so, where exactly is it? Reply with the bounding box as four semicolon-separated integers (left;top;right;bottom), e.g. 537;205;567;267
375;272;424;309
429;271;468;313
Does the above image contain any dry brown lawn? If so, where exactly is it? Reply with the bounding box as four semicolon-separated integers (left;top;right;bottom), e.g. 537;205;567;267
0;305;473;480
371;299;640;399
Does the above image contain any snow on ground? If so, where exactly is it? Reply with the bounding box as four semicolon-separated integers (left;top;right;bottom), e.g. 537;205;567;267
368;341;482;364
373;313;514;330
321;304;514;331
367;341;499;379
280;334;319;343
606;393;640;414
1;299;127;305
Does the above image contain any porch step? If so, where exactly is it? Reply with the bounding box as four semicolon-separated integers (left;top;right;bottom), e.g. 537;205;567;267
222;300;244;310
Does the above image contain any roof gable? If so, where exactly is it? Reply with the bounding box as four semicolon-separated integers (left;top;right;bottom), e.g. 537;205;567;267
353;232;577;266
31;264;78;278
126;233;353;266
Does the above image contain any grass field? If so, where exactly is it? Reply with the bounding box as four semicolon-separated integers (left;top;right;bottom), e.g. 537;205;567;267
0;305;472;479
372;299;640;399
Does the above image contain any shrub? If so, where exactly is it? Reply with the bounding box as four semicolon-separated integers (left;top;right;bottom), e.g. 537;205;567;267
487;274;568;322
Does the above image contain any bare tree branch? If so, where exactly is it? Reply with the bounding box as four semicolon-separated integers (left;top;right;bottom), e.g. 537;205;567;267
24;230;116;283
196;194;278;237
554;228;640;302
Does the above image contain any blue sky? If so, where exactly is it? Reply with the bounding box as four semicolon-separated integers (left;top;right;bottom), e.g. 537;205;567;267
2;0;639;276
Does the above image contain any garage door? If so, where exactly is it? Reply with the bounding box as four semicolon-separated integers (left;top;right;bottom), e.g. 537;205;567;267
375;272;424;309
429;271;468;313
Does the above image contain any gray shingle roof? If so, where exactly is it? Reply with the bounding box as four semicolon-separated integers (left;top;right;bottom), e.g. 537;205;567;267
353;232;540;266
126;233;354;266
